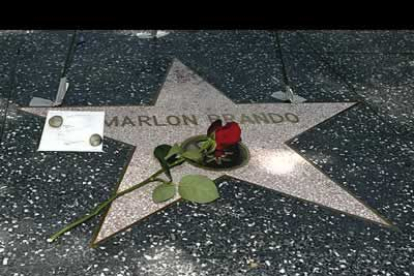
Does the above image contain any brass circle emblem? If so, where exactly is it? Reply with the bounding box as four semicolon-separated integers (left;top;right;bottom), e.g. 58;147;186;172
181;135;250;171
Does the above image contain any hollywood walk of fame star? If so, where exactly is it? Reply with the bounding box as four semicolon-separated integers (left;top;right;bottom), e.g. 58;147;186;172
22;59;388;245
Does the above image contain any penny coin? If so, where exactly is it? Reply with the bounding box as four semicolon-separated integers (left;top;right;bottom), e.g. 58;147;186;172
48;116;63;128
89;134;103;147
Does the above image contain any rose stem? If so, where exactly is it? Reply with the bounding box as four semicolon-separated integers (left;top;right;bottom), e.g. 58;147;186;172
48;158;186;242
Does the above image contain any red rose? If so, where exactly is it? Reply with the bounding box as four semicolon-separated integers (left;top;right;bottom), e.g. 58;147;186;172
207;120;242;157
207;119;223;136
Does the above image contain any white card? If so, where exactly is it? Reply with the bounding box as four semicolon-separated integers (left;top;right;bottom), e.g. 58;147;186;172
38;111;105;152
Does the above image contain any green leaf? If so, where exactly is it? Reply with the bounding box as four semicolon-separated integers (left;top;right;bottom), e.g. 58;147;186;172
152;183;176;203
182;150;202;162
154;144;173;181
199;137;214;151
154;144;171;159
165;143;183;160
178;175;219;203
206;139;216;155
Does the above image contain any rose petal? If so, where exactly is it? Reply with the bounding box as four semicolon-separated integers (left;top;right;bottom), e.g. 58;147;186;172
215;122;241;150
207;119;223;136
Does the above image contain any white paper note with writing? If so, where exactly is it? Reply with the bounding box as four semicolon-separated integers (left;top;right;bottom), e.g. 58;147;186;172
38;111;105;152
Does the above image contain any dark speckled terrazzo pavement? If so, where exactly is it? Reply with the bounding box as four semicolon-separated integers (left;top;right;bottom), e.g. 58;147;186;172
288;103;414;233
66;32;172;106
287;31;414;141
162;31;286;104
292;30;414;54
317;53;414;138
0;32;21;143
1;30;414;275
11;31;73;106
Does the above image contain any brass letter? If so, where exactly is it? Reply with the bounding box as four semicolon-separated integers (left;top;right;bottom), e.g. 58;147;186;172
121;116;136;127
207;114;221;123
138;116;152;126
153;116;167;126
240;114;255;124
268;113;284;123
166;115;181;126
285;113;299;123
253;113;270;124
105;116;119;127
182;115;198;125
222;114;235;123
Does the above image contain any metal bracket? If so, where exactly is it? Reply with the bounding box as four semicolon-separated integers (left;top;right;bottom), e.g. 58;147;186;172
271;85;307;104
29;77;69;107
